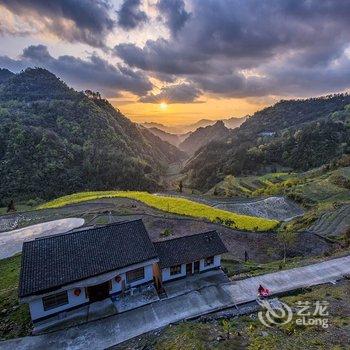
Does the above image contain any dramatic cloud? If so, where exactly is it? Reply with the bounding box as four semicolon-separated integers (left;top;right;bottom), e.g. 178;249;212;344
0;0;115;48
0;45;153;97
139;83;202;103
118;0;148;30
115;0;350;100
115;39;209;75
157;0;190;36
1;0;350;103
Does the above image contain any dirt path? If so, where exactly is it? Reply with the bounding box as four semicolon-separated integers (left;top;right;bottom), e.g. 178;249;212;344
1;255;349;350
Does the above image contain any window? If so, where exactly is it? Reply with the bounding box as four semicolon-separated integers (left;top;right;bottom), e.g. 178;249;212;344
42;291;68;311
126;267;145;283
204;256;214;267
170;264;182;276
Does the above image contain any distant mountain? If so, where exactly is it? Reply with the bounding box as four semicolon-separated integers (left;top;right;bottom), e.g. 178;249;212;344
142;121;210;134
0;68;185;203
141;122;176;134
223;116;247;129
147;127;182;147
0;68;15;84
142;116;245;135
181;119;217;133
184;94;350;191
179;121;230;155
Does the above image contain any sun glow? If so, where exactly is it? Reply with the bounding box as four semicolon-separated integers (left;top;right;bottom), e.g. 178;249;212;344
159;102;168;110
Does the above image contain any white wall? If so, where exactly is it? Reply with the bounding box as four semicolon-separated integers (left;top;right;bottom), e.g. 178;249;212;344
110;264;154;293
161;264;186;282
29;263;155;321
29;288;88;321
199;255;221;272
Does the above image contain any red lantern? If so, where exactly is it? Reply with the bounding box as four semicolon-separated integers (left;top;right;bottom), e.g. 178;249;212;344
74;288;81;296
115;275;122;283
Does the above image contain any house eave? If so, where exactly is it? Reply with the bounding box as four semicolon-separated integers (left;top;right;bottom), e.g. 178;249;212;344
20;257;159;303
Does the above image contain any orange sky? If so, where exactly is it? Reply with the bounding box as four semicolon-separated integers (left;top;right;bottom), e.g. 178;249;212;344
111;96;269;126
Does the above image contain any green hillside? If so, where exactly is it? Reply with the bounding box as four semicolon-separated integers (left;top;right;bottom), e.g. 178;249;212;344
184;95;350;191
0;68;184;204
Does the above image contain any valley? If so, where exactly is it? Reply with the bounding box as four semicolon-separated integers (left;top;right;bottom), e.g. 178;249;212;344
1;2;350;349
0;69;349;349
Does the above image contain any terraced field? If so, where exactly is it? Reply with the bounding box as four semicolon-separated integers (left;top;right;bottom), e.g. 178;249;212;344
213;196;303;221
249;166;350;206
207;173;296;197
309;204;350;237
38;191;278;231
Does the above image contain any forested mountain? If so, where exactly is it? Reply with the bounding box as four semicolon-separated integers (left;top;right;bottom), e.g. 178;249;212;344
145;117;246;150
179;121;230;155
184;94;350;191
0;68;184;203
0;68;14;83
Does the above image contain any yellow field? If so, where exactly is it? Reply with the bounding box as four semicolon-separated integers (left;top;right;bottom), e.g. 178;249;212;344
38;191;278;231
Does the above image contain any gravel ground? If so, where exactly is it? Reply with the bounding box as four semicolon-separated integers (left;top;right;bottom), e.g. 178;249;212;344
0;197;334;263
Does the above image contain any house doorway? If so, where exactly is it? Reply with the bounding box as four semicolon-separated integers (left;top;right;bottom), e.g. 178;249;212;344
194;261;200;274
87;281;110;302
186;263;193;276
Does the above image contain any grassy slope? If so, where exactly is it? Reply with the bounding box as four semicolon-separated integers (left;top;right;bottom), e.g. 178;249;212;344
209;173;298;197
0;255;31;340
252;166;350;205
38;191;278;231
210;165;350;207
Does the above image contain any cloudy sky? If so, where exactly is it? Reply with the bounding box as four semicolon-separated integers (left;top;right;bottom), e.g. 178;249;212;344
0;0;350;125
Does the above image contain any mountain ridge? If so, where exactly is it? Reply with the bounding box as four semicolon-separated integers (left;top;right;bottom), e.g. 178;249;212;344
179;120;230;155
0;67;185;203
183;94;350;190
142;116;246;134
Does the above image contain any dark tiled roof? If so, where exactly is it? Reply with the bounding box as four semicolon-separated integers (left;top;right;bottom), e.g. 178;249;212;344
19;220;158;298
154;231;228;268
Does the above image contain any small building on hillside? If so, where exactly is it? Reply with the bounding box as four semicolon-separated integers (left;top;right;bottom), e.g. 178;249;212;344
19;219;227;324
154;232;227;283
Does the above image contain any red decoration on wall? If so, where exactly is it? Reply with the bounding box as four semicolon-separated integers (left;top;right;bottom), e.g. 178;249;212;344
115;275;122;283
74;288;81;296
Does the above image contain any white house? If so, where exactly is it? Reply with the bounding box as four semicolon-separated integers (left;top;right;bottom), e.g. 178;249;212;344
154;231;227;283
19;220;228;324
19;220;159;323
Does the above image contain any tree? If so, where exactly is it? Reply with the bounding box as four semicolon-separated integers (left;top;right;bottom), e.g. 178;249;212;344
178;180;183;193
7;200;16;212
278;229;297;263
344;227;350;247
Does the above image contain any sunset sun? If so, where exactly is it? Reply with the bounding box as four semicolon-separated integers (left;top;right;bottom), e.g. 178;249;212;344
159;102;168;110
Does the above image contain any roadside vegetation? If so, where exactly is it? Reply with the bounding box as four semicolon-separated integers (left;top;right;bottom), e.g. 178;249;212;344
116;280;350;350
38;191;278;231
0;255;31;340
221;246;350;279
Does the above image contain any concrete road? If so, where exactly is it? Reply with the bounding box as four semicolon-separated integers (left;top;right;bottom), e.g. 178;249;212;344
221;254;350;304
1;255;349;350
0;218;85;259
